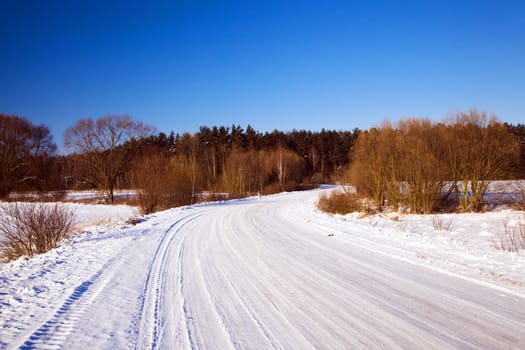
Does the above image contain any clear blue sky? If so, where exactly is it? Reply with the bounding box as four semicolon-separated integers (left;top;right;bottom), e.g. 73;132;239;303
1;0;524;149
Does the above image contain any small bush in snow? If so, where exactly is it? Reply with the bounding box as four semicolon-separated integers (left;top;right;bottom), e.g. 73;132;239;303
318;190;368;215
0;202;75;261
493;218;525;253
431;215;453;231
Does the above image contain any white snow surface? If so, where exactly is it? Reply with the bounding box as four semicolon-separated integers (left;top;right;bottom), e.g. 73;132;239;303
1;189;525;349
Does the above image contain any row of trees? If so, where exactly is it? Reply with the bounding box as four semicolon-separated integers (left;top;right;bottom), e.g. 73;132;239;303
3;111;523;262
2;111;524;214
0;113;360;212
0;113;57;197
346;110;521;213
127;125;359;213
133;125;359;184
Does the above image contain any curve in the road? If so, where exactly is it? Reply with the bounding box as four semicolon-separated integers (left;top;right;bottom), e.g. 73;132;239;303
12;191;525;349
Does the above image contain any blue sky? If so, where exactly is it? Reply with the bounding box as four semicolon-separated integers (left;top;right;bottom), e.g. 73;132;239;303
1;0;524;149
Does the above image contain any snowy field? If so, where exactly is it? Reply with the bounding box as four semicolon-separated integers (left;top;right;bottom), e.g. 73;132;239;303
1;189;524;349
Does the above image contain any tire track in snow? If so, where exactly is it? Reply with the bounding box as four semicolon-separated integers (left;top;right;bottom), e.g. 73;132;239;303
176;214;238;349
193;195;523;349
175;226;196;348
218;211;287;349
133;212;201;350
17;255;126;350
224;206;402;348
193;260;237;349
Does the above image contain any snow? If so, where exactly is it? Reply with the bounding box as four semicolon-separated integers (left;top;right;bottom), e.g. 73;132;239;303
322;210;525;290
64;190;137;202
7;190;137;203
1;189;524;349
0;201;137;231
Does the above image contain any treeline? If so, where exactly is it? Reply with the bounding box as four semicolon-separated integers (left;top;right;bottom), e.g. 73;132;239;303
0;113;360;213
0;114;58;196
341;110;524;214
126;125;360;213
2;111;524;215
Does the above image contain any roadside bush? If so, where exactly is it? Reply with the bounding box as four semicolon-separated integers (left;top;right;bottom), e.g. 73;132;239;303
132;156;167;214
318;190;367;215
132;155;195;215
0;202;75;261
431;215;454;231
493;217;525;252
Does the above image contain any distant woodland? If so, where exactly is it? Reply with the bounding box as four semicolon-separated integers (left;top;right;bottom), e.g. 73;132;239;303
1;111;524;214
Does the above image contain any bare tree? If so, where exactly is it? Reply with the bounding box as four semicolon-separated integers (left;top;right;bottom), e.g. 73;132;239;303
64;114;153;203
176;132;200;204
0;113;56;197
396;118;449;213
349;127;390;211
271;147;307;192
445;110;518;211
221;150;247;197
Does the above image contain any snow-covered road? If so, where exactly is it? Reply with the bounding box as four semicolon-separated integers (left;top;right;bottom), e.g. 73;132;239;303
2;190;525;349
